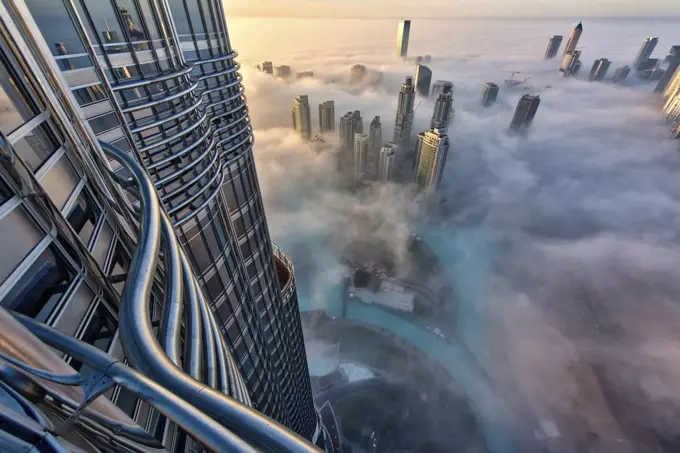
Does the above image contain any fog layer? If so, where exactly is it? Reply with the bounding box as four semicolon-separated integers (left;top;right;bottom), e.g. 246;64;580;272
231;17;680;452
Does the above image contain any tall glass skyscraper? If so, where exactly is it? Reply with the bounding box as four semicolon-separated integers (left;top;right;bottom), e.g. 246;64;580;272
392;76;416;154
3;0;320;444
396;19;410;58
293;95;312;140
414;129;449;194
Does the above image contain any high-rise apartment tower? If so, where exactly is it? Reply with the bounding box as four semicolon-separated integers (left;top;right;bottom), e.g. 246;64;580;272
545;35;563;59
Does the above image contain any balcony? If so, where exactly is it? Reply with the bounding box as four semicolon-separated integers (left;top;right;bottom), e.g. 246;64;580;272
272;243;295;299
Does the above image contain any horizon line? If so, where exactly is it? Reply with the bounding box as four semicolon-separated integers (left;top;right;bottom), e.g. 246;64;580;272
226;14;680;20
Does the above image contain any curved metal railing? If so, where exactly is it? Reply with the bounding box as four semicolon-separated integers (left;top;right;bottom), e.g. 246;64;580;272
0;141;322;452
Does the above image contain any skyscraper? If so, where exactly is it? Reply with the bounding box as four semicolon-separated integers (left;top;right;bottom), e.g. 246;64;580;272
20;0;321;441
663;68;680;136
340;111;364;150
612;65;632;84
663;66;680;102
415;64;433;97
633;37;659;71
396;20;411;58
589;58;611;81
393;76;416;153
368;116;383;179
414;129;450;194
431;85;454;133
319;101;336;134
482;82;499;107
510;95;541;133
262;61;274;74
350;64;368;84
655;46;680;93
431;80;454;99
274;65;292;78
560;50;582;77
563;22;583;55
292;95;312;140
379;143;398;183
353;133;370;184
545;35;563;59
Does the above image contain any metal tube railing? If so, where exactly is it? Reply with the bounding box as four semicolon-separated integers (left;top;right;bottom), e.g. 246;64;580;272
6;313;257;453
98;141;321;452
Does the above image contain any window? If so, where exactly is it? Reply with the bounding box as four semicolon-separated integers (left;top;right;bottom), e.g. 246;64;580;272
67;188;99;246
40;153;80;210
108;240;131;294
54;281;94;337
114;0;148;41
2;242;75;324
72;85;107;106
187;233;211;273
11;121;61;172
72;302;117;362
0;176;13;205
89;112;120;135
24;0;87;56
205;271;222;301
0;206;45;284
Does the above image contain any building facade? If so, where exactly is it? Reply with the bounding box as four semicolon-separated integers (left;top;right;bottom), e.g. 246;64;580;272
414;64;432;97
367;116;382;179
589;58;611;81
545;35;563;59
414;129;449;194
18;0;319;440
353;133;369;185
319;100;335;134
431;85;454;133
560;50;582;77
339;110;363;150
393;76;416;154
612;65;631;84
396;20;411;58
510;94;541;133
633;37;659;71
482;82;499;107
431;80;453;100
655;45;680;93
563;22;583;55
292;95;312;140
262;61;273;74
378;143;397;183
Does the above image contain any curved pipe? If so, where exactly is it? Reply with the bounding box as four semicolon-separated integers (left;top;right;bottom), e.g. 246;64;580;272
166;164;222;216
129;95;203;134
121;81;200;113
99;141;320;452
139;110;209;154
159;210;184;366
172;170;225;228
111;65;194;91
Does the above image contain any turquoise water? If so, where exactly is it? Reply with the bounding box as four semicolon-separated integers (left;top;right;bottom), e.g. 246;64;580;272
295;227;515;453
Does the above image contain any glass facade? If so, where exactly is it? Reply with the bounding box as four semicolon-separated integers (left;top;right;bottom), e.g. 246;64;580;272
17;0;318;441
0;24;182;446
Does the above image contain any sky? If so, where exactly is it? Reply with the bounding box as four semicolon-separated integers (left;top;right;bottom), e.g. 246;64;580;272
224;0;680;18
231;15;680;453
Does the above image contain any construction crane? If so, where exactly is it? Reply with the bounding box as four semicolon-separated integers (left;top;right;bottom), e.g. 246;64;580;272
413;100;422;112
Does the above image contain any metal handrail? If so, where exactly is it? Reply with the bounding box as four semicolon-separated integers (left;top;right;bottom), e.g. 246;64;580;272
5;312;257;453
98;141;321;452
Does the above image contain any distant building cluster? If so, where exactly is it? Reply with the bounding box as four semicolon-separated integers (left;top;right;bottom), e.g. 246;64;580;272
281;17;680;204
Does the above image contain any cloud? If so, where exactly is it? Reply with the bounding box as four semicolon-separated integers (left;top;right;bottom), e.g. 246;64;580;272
236;17;680;452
